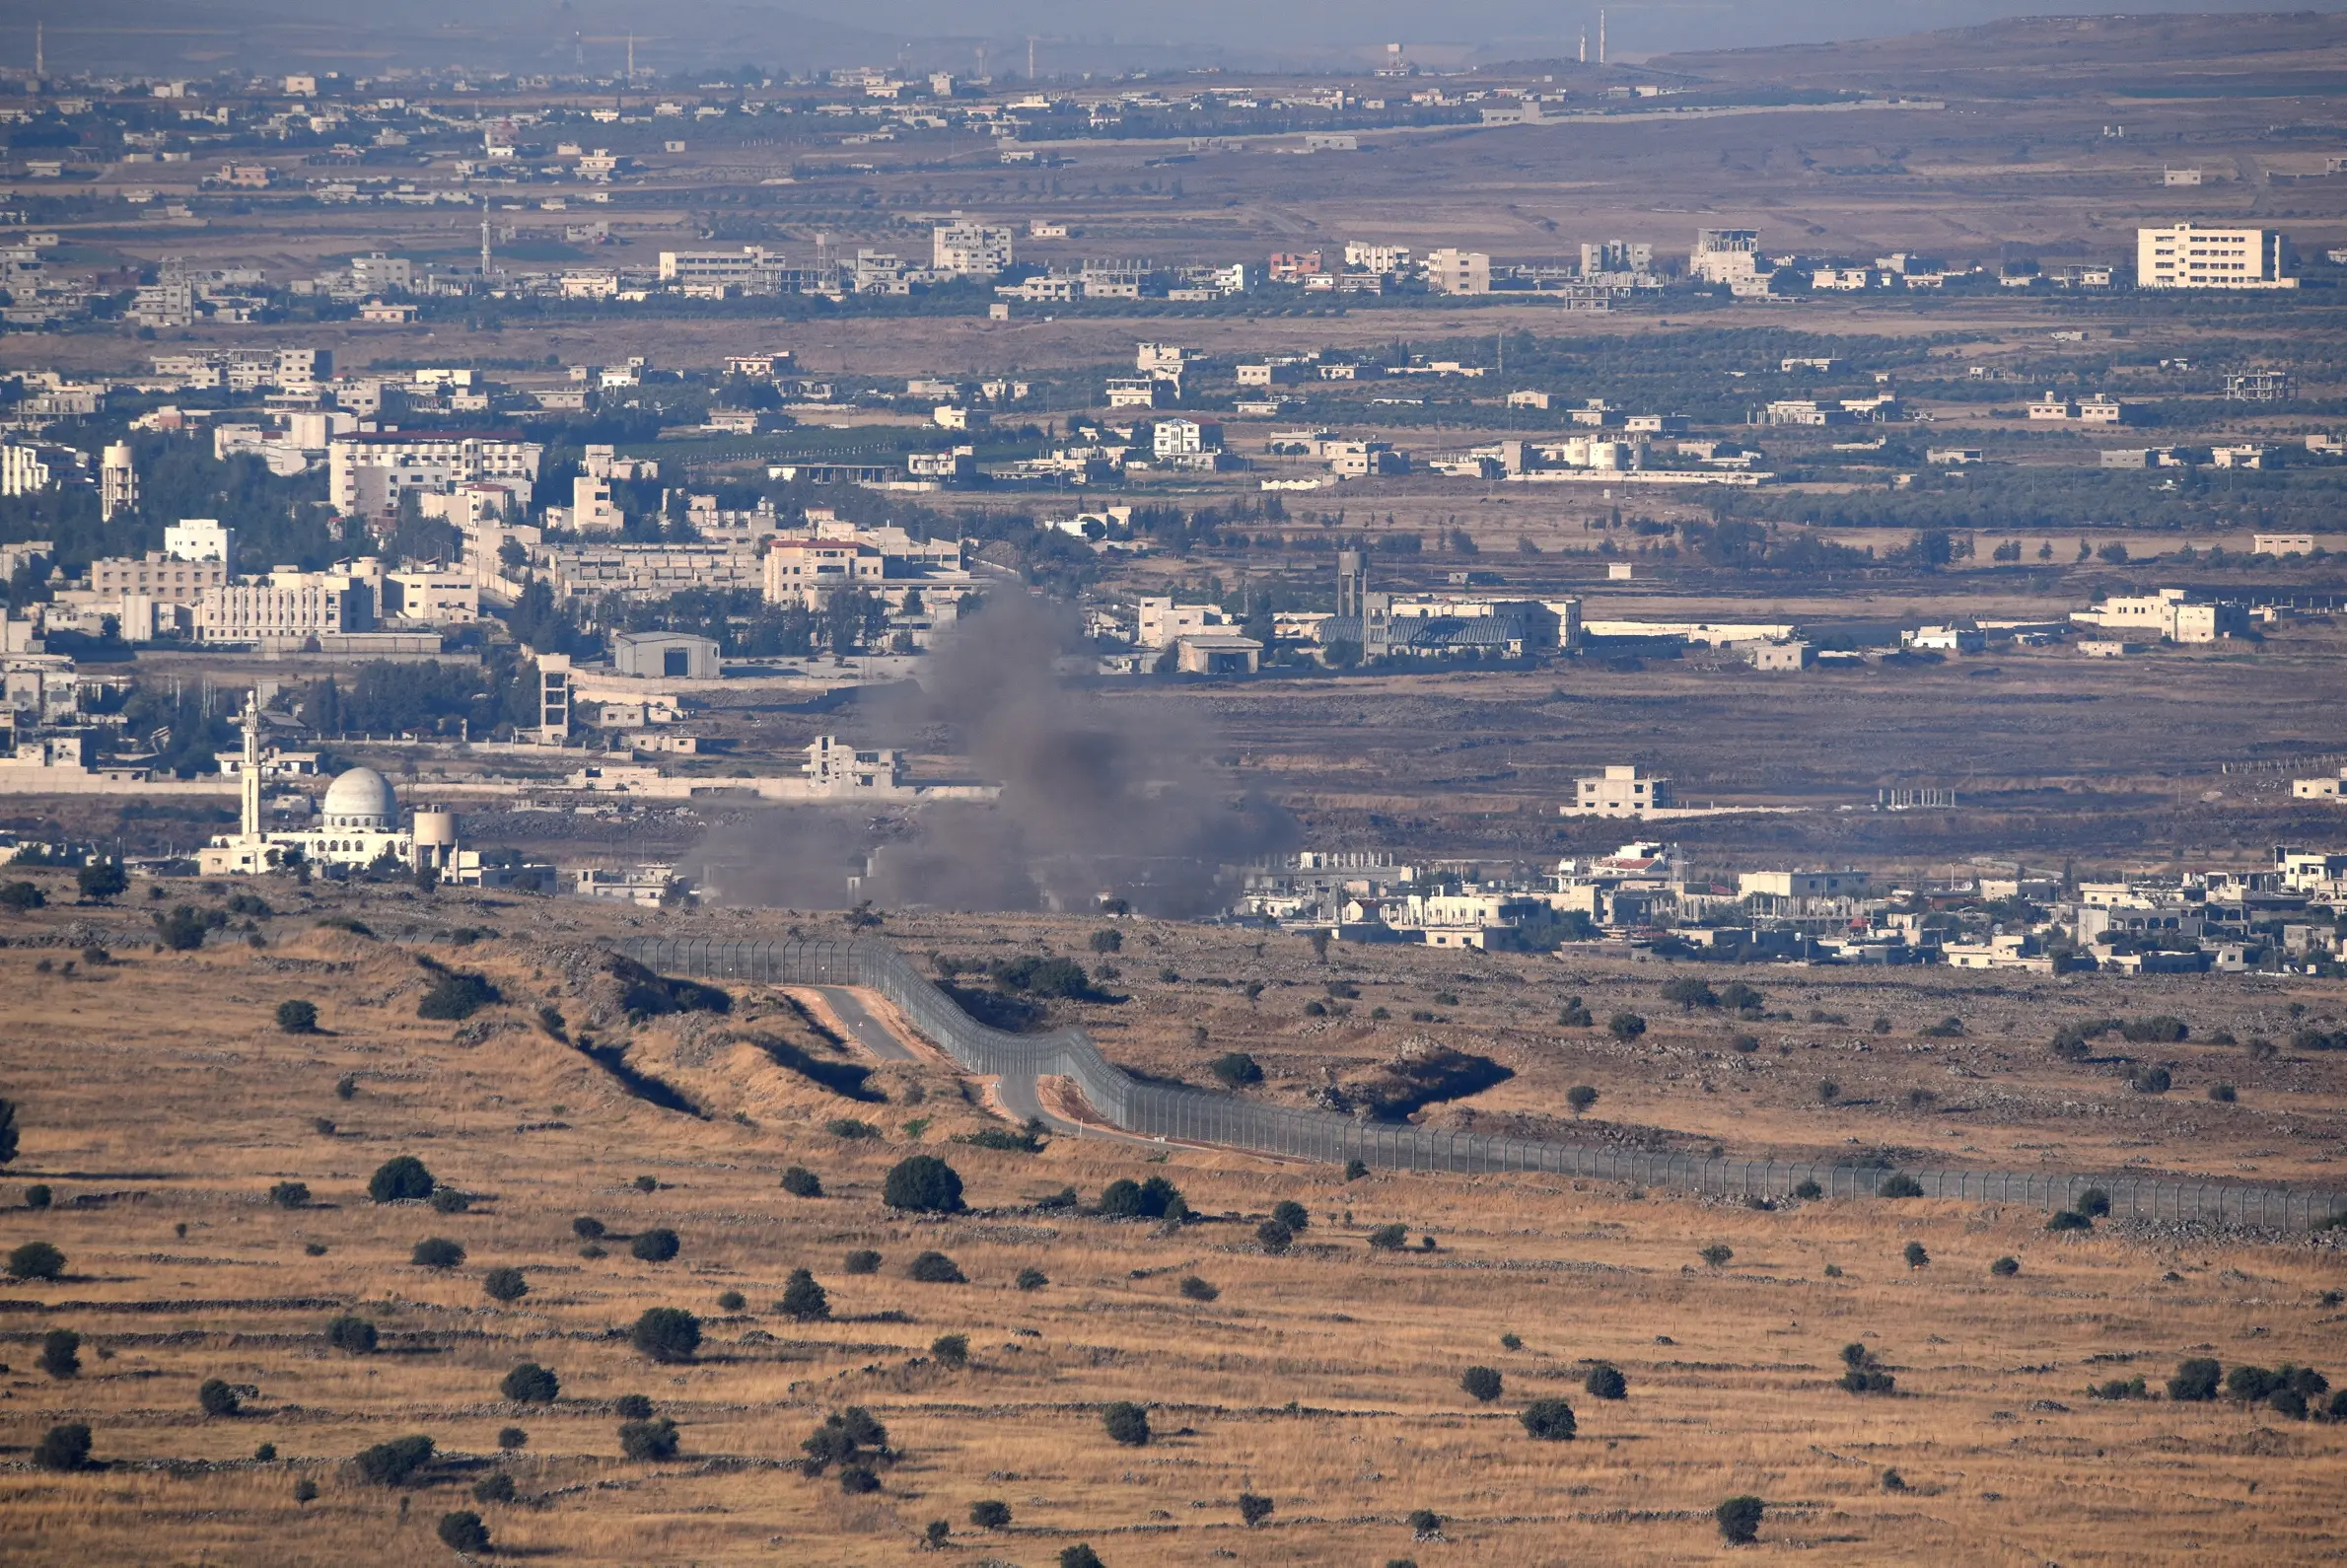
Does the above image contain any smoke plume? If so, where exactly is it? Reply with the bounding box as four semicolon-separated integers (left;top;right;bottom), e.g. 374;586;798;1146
686;594;1295;916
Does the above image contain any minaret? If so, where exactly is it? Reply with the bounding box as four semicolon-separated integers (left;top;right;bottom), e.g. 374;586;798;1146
1599;9;1607;64
239;693;261;841
34;21;42;83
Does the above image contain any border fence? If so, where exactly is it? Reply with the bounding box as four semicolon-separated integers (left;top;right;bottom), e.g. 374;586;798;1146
622;936;2347;1232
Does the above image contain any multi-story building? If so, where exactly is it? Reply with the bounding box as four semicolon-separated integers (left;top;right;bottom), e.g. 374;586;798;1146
931;221;1014;277
657;246;784;291
1691;228;1761;285
1569;765;1674;818
89;553;230;604
165;519;237;563
762;537;887;607
2136;223;2296;290
1344;242;1412;274
0;443;61;496
327;431;542;516
1424;248;1492;295
196;569;375;643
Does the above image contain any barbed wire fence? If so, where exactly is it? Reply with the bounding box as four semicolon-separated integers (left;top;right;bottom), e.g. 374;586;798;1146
623;936;2347;1232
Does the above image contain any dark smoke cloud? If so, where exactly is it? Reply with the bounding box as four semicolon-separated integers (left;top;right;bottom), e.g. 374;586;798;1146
686;594;1296;917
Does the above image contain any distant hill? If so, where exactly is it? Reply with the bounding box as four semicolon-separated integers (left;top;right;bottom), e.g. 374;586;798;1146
1653;11;2347;97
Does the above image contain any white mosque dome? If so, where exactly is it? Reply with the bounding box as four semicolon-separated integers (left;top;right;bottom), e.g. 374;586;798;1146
321;767;397;829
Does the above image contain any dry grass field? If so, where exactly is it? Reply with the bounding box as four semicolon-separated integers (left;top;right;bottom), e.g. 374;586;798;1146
1;883;2343;1565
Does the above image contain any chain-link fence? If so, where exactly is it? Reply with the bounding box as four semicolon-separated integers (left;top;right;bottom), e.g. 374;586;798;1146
623;936;2347;1231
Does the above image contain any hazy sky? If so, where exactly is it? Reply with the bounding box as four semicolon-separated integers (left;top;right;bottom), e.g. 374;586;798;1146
25;0;2344;75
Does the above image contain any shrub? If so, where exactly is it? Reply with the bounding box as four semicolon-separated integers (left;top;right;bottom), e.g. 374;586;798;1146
630;1307;702;1363
1662;976;1718;1011
613;1394;654;1420
1084;1401;1147;1452
1566;1084;1600;1116
1699;1244;1734;1268
355;1434;435;1486
1903;1242;1930;1269
1271;1199;1311;1232
928;1331;970;1369
1367;1223;1409;1251
780;1166;823;1198
717;1290;746;1313
293;1476;318;1503
24;1183;49;1209
1732;1033;1761;1053
1239;1492;1275;1527
907;1250;966;1284
32;1421;91;1471
501;1363;559;1403
970;1499;1013;1529
437;1511;490;1552
1061;1549;1104;1568
1256;1220;1295;1254
1720;981;1764;1013
573;1216;605;1239
1408;1507;1445;1537
1212;1051;1264;1087
472;1472;517;1504
1178;1275;1219;1302
154;904;208;950
632;1176;659;1192
1792;1178;1822;1200
1460;1366;1503;1402
2169;1358;2223;1401
2075;1187;2112;1218
8;1240;65;1280
801;1406;889;1473
40;1328;81;1379
630;1228;680;1263
2131;1066;2172;1095
417;971;499;1021
368;1156;436;1204
1878;1174;1925;1199
429;1187;470;1215
2046;1210;2095;1233
1519;1399;1577;1441
411;1237;465;1269
325;1315;379;1354
1344;1159;1369;1180
2121;1015;2189;1043
75;861;126;899
883;1155;965;1213
844;1249;882;1276
198;1377;241;1417
497;1427;528;1451
482;1266;529;1304
2090;1376;2150;1400
275;999;319;1033
0;879;43;911
1585;1364;1627;1400
1840;1369;1896;1393
2209;1083;2238;1103
268;1179;311;1209
619;1417;679;1460
1606;1012;1647;1041
1717;1494;1764;1545
1990;1255;2021;1277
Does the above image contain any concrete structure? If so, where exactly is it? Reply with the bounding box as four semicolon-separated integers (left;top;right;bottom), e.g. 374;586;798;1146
2136;223;2297;290
1136;597;1231;649
91;553;229;604
763;537;886;606
100;442;137;522
1424;248;1492;295
1750;641;1814;671
327;431;543;516
1690;228;1761;286
932;221;1013;277
2076;588;2249;644
1570;765;1672;818
2254;533;2328;555
165;519;236;563
2292;767;2347;801
612;630;721;681
196;569;374;644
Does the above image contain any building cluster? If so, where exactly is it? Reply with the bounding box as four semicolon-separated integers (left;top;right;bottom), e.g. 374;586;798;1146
1236;831;2347;973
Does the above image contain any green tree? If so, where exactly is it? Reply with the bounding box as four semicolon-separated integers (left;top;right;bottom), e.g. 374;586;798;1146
1255;1220;1294;1254
40;1328;81;1379
630;1307;702;1363
1606;1012;1647;1041
32;1421;91;1471
368;1156;436;1203
1567;1084;1599;1116
630;1228;680;1263
1238;1493;1274;1528
1717;1494;1764;1544
1460;1366;1503;1402
1519;1399;1577;1441
198;1378;242;1417
411;1237;465;1269
883;1155;965;1213
778;1267;830;1321
970;1499;1012;1529
7;1240;64;1280
0;1096;18;1167
326;1315;378;1354
274;999;319;1033
483;1266;529;1303
906;1249;966;1283
1212;1051;1264;1087
502;1362;559;1403
1102;1401;1151;1446
77;860;127;900
780;1166;822;1197
618;1417;679;1460
436;1511;490;1552
1585;1364;1628;1400
354;1434;435;1485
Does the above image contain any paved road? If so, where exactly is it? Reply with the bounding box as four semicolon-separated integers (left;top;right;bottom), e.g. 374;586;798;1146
812;984;1150;1146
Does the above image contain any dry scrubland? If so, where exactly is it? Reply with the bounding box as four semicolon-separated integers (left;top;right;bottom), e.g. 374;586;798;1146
0;885;2341;1564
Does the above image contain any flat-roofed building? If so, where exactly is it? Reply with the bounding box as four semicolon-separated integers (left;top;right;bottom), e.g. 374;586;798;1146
1571;765;1673;818
2136;223;2297;290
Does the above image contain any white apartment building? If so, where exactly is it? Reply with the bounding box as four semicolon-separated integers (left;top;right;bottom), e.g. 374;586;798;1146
196;569;374;643
385;568;480;624
932;222;1014;277
2136;223;2296;290
1424;249;1492;295
1690;229;1761;286
2075;588;2249;643
1570;765;1674;818
165;519;237;563
1135;597;1229;649
327;432;543;516
1152;418;1223;460
1345;242;1412;274
0;444;59;496
89;552;229;604
657;246;782;289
